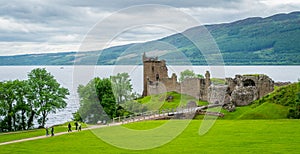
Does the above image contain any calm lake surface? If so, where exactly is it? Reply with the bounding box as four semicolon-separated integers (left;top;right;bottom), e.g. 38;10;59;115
1;65;299;126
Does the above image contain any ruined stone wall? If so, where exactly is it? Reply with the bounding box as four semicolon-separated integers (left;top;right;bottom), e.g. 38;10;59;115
208;85;228;104
142;54;209;100
225;74;274;106
160;77;181;93
181;78;201;100
142;54;274;106
147;82;167;96
255;75;274;98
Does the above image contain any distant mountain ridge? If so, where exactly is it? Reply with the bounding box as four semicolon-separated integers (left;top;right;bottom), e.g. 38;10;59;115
1;11;300;65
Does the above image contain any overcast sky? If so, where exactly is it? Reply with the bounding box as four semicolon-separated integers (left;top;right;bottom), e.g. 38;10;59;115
0;0;300;56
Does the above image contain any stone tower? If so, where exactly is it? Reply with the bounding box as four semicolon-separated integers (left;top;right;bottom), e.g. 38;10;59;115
142;53;169;96
204;70;211;100
205;70;211;88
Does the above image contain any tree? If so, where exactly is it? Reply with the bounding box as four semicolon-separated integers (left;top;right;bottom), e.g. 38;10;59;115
0;81;15;131
0;80;30;131
27;68;69;127
110;73;133;107
11;80;30;130
77;78;116;124
179;69;204;82
288;81;300;119
0;68;69;132
76;75;134;124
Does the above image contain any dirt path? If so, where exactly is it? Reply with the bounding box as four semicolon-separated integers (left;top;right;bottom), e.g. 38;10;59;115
0;107;203;146
0;122;125;146
0;113;161;146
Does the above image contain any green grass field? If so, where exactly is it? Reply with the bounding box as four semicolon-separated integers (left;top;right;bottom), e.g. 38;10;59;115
1;85;299;153
1;120;300;153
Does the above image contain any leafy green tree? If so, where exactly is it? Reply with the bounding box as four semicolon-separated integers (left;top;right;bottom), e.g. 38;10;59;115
77;78;116;124
0;68;69;132
0;81;15;131
197;74;204;79
110;73;133;107
27;68;69;127
0;80;29;131
12;80;30;130
95;78;117;118
179;69;204;82
76;75;135;124
288;81;300;118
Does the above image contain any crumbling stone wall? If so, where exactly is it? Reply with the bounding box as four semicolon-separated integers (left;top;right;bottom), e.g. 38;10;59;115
181;78;201;99
208;85;228;104
143;54;274;106
226;74;274;106
231;86;258;106
142;53;210;100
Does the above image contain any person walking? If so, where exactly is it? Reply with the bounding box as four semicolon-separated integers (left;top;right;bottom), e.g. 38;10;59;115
78;123;81;131
51;127;54;136
45;127;49;136
75;121;78;130
68;123;72;132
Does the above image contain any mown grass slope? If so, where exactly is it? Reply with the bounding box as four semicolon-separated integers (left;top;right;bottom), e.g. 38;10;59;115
1;120;300;153
254;82;300;107
238;103;289;119
136;91;208;111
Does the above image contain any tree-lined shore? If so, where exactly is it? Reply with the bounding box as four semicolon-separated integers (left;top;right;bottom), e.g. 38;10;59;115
0;68;69;132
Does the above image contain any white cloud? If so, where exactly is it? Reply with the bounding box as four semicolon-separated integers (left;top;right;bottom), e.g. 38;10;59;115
260;0;300;6
0;42;79;56
0;17;55;33
49;34;81;43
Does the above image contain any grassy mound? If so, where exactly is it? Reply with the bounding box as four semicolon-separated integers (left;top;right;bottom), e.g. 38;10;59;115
136;91;208;111
238;103;289;119
219;103;289;120
254;82;299;106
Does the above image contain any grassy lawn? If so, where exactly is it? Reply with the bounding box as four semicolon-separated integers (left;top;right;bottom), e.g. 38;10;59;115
1;120;300;153
0;122;87;143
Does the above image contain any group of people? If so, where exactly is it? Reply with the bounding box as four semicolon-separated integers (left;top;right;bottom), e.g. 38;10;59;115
68;121;81;132
45;121;82;137
45;127;54;136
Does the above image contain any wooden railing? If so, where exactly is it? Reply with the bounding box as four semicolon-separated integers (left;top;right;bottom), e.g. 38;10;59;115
109;104;224;125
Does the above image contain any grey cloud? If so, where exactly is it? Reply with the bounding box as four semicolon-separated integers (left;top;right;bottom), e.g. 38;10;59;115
52;0;242;10
0;0;300;55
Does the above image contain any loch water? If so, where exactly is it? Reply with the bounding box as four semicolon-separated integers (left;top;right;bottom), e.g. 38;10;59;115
1;65;299;126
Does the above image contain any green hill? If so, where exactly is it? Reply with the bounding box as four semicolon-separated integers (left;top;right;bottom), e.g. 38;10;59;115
237;103;289;119
136;91;208;111
1;11;300;65
254;82;300;107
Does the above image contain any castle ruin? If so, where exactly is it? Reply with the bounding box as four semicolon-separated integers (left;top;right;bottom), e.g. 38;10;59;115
142;53;211;100
142;53;274;106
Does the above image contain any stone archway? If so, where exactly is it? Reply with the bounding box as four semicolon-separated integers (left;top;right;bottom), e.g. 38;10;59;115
243;79;255;87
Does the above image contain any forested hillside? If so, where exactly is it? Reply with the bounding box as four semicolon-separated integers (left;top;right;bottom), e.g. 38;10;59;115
1;12;300;65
